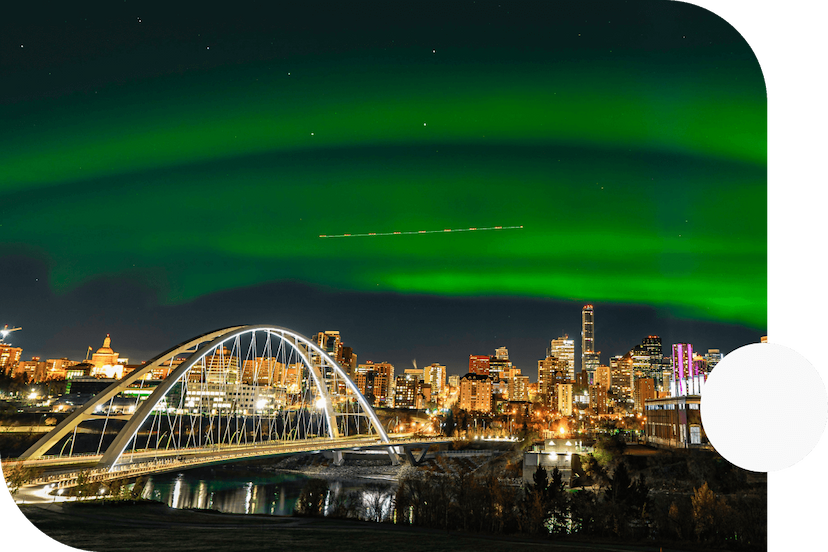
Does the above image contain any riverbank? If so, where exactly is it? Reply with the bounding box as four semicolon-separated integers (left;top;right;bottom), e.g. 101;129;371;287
17;501;724;552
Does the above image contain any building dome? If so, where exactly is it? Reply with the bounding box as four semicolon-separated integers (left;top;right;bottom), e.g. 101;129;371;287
96;334;114;354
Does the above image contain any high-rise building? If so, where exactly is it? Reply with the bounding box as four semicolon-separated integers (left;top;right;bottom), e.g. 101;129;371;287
557;382;573;416
595;365;611;391
671;343;705;396
538;356;568;409
549;336;575;381
459;373;493;413
488;356;512;382
508;374;529;401
448;374;460;388
468;355;490;376
589;385;608;414
356;361;394;406
494;347;509;361
0;344;23;376
610;354;633;402
703;349;723;373
581;305;600;378
394;374;420;408
634;378;656;413
425;363;446;396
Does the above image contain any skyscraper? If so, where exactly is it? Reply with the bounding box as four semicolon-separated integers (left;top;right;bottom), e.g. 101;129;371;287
581;305;601;383
549;336;575;381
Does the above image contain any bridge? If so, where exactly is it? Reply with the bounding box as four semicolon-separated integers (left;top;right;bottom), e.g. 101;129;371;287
7;325;450;487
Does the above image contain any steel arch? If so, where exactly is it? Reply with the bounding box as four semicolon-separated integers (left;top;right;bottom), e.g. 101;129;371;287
18;326;246;461
21;325;390;470
97;325;389;469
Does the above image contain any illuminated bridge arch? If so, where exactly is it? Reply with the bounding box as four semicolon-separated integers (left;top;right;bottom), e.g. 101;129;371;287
20;325;390;470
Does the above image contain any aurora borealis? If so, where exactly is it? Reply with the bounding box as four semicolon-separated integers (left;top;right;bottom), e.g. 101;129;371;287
0;1;766;372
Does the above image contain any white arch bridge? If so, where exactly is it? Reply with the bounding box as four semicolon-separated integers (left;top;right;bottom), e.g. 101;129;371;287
11;325;447;485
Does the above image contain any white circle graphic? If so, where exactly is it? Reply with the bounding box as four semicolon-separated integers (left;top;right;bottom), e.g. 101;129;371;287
701;343;828;472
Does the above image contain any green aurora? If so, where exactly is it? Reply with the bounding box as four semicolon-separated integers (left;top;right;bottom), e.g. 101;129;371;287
0;9;766;331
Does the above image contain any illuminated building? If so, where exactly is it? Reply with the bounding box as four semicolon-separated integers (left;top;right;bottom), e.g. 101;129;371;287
425;363;446;396
645;395;709;448
459;373;493;413
394;374;419;408
0;344;22;376
44;358;77;380
557;382;573;416
468;355;490;376
703;349;723;372
610;354;633;402
548;336;575;381
418;383;432;409
508;374;529;401
488;356;512;381
589;385;608;415
448;374;460;388
671;343;705;396
494;347;509;361
404;367;424;381
538;356;568;407
187;347;239;385
15;357;46;382
595;365;611;391
633;377;656;413
581;305;600;382
355;361;394;406
184;383;278;414
241;357;285;385
90;335;127;378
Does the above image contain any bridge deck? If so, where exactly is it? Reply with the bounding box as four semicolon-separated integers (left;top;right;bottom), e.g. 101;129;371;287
5;436;452;489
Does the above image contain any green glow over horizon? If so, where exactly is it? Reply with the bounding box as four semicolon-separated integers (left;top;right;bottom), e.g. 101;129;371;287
0;51;767;330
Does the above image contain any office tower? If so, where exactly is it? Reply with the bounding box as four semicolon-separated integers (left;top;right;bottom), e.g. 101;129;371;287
448;374;460;388
468;355;490;376
549;336;575;381
581;305;601;384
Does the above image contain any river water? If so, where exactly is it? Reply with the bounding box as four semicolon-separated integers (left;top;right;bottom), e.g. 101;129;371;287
141;466;394;517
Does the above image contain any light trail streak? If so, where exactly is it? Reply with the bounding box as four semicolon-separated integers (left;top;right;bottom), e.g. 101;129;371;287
319;225;523;238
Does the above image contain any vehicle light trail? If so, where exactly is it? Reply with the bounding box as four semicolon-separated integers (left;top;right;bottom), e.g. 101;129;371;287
319;225;524;238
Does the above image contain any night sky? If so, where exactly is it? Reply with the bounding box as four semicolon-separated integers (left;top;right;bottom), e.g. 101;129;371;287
0;1;766;378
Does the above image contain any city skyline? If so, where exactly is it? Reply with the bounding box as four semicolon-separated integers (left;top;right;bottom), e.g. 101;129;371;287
3;300;759;381
1;3;765;384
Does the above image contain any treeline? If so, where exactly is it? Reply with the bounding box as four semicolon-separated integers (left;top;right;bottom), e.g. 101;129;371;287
295;457;765;551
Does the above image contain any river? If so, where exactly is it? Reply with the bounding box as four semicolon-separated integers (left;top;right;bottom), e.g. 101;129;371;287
140;466;395;517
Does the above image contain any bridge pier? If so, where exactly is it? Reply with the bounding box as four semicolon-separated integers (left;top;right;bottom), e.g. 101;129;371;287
402;444;433;466
332;451;345;466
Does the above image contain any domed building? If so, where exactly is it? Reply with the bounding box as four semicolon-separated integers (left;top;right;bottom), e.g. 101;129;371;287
91;334;126;379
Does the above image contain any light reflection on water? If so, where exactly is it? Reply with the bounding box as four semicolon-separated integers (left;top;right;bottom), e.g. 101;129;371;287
141;468;395;518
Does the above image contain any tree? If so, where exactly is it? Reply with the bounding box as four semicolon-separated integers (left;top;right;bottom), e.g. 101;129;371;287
443;409;456;437
294;478;329;516
3;464;41;496
691;481;730;543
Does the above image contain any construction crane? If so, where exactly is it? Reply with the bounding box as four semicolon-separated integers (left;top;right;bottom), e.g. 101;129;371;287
0;325;22;342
